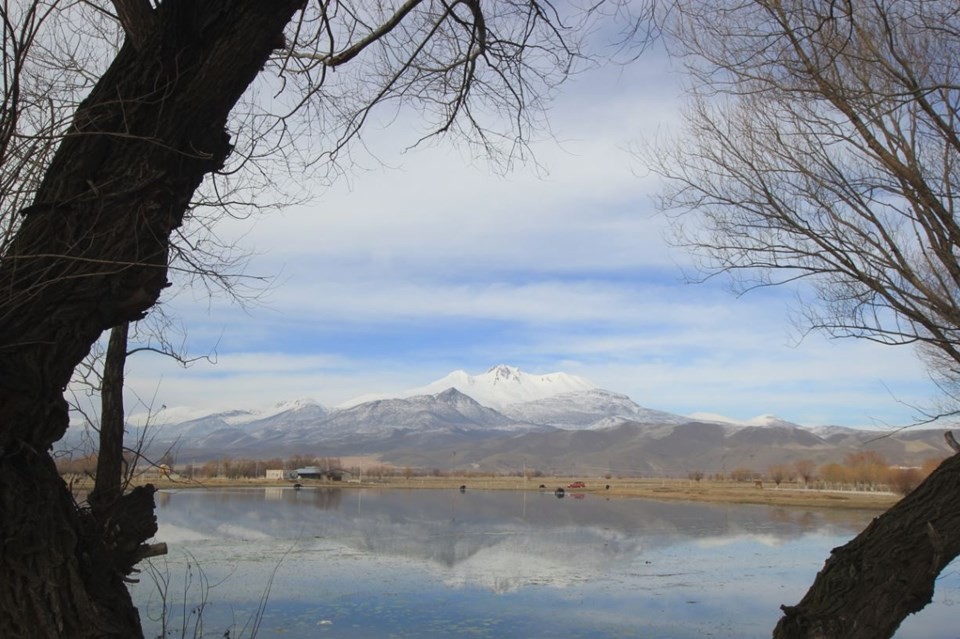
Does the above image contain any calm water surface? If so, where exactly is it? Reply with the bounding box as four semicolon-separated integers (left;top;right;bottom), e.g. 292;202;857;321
131;487;960;639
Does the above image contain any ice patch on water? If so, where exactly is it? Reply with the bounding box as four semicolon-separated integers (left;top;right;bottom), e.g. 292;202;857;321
155;523;213;543
214;523;274;540
697;533;784;548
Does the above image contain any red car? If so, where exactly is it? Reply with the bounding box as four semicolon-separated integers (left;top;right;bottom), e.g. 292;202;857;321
567;481;586;489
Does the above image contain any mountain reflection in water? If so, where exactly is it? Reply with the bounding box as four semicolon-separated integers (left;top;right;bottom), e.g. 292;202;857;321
136;488;958;639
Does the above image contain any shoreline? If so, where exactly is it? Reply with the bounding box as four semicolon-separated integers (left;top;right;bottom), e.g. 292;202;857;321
114;475;900;511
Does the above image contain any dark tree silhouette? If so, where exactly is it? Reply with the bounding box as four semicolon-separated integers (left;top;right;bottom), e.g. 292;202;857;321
0;0;638;636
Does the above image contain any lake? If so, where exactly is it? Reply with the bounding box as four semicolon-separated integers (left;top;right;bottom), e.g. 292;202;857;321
131;487;960;639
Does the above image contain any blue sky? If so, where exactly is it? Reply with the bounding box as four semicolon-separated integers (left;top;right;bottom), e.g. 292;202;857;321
120;45;940;429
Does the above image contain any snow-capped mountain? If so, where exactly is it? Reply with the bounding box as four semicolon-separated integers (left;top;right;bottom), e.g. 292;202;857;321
103;364;954;470
138;398;324;428
133;387;545;458
501;389;689;429
342;364;596;410
689;412;803;429
134;399;328;442
296;388;523;439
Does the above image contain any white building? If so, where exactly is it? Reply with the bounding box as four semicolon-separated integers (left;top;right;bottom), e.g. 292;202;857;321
265;469;297;481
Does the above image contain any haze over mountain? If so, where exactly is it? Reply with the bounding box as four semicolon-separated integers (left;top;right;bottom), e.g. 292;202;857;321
109;365;952;473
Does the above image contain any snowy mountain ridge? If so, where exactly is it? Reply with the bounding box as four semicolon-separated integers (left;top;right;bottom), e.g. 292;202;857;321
107;365;955;469
502;388;690;429
341;364;596;410
133;365;810;436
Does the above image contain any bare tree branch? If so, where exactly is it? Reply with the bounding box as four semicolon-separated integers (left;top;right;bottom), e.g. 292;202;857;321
650;2;960;637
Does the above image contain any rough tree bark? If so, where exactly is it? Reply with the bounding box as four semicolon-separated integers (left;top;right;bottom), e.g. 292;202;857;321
0;1;303;637
774;451;960;639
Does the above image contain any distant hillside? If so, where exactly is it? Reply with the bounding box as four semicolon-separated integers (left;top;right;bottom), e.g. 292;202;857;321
376;421;952;476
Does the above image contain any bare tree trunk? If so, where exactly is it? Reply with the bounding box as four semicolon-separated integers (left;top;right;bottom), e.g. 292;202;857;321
0;453;151;637
90;322;130;512
0;1;303;636
774;451;960;639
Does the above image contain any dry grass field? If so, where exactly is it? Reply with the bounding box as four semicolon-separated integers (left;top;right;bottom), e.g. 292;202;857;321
372;476;898;510
110;474;900;511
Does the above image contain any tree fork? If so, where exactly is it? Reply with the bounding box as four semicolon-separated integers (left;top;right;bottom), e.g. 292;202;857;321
774;449;960;639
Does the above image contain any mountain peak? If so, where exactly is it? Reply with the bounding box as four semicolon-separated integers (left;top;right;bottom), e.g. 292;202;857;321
273;398;321;411
406;365;597;409
487;364;521;380
434;387;477;402
338;366;595;410
688;412;801;429
745;414;800;428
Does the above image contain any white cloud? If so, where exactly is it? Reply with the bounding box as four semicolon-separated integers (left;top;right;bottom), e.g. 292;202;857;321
113;46;942;430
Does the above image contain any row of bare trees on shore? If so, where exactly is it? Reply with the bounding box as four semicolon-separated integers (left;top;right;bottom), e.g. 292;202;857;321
56;453;343;481
56;449;947;497
687;453;947;496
